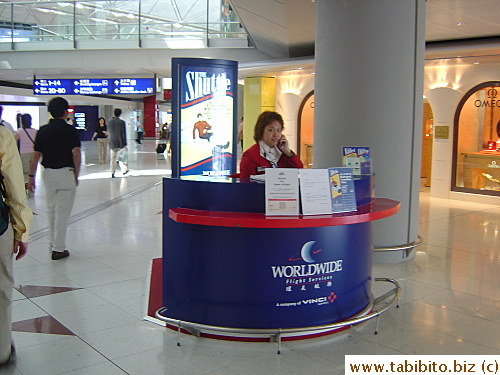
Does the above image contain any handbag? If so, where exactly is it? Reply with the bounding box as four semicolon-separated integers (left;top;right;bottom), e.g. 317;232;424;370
23;128;36;144
0;172;10;236
117;147;128;163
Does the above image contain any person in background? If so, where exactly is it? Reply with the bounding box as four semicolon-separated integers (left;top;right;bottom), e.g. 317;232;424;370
237;116;244;150
91;117;108;164
14;114;38;192
28;97;81;261
108;108;128;178
0;125;32;368
135;116;144;144
239;111;303;178
0;106;15;134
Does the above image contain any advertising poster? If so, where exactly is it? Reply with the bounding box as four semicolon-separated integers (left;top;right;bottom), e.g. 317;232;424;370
171;58;238;177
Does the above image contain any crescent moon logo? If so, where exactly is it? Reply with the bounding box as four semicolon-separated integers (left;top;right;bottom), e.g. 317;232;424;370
301;241;316;263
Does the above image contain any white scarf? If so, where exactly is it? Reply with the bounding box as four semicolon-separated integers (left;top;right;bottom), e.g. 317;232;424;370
259;140;282;168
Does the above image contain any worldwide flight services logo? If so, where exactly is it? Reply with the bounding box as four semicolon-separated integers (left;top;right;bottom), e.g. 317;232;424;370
271;240;343;279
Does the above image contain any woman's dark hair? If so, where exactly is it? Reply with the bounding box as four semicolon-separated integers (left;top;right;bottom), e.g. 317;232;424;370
253;111;284;142
98;117;106;126
21;113;32;129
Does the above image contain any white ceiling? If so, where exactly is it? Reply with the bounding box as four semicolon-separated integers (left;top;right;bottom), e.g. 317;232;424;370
1;0;500;92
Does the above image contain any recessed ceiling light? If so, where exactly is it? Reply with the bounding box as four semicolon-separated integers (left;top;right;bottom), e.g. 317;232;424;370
456;22;467;26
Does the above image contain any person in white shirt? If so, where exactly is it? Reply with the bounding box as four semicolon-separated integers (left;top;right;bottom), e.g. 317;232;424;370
14;114;38;189
0;106;15;134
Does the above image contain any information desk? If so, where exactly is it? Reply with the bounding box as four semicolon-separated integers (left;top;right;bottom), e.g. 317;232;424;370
160;176;399;338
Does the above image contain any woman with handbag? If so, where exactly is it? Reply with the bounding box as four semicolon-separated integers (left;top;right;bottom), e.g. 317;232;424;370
91;117;108;164
14;114;37;192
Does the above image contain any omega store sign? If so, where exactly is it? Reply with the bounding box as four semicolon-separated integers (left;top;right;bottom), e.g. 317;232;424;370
171;58;238;178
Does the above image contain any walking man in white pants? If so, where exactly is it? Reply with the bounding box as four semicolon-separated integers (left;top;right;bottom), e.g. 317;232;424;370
28;97;81;260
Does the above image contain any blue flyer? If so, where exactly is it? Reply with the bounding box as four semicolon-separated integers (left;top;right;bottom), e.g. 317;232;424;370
328;167;357;213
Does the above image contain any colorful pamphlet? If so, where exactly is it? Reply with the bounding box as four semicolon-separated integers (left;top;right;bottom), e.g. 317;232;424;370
298;168;358;215
342;147;371;175
265;168;300;216
328;167;357;213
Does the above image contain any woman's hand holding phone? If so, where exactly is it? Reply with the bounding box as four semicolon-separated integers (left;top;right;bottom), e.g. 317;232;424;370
277;135;293;157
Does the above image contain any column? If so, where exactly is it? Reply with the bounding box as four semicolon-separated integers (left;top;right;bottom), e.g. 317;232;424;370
313;0;426;261
243;76;275;151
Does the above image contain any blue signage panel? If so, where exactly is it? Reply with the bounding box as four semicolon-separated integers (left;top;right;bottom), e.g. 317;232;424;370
33;79;73;95
74;79;110;95
33;78;155;96
112;78;155;95
171;58;238;178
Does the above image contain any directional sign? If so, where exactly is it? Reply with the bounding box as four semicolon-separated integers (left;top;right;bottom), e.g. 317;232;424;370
112;78;155;95
74;79;110;95
33;78;155;96
33;79;73;95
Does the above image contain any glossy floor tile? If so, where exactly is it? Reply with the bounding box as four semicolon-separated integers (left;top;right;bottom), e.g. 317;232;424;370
2;140;499;375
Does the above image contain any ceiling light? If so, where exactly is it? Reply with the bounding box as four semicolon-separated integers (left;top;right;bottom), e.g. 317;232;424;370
173;23;181;28
456;22;467;26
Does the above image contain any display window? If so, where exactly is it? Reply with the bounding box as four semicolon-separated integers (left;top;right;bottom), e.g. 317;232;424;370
453;81;500;196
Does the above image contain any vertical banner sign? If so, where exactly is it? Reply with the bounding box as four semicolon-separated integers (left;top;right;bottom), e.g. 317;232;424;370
171;58;238;177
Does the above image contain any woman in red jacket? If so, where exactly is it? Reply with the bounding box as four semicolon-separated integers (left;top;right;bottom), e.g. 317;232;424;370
239;111;303;178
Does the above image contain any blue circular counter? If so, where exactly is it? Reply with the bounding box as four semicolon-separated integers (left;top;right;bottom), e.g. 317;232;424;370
160;176;398;335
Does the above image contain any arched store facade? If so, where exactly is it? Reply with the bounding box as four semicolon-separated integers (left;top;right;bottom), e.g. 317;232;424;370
267;62;500;204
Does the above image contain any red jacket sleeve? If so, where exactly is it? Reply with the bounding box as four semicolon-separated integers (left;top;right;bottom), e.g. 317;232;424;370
278;153;303;169
240;153;258;179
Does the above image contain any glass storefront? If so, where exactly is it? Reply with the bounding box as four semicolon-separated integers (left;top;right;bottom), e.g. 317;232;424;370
453;81;500;196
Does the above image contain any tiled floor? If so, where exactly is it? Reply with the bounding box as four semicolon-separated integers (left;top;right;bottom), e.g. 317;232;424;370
2;140;499;375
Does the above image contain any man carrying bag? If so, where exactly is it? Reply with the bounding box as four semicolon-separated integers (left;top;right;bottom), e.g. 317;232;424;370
108;108;129;178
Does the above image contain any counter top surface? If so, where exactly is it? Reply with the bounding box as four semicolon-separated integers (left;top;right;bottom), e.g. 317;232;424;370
169;198;400;228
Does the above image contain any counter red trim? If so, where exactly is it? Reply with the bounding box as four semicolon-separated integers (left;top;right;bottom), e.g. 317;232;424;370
169;198;400;229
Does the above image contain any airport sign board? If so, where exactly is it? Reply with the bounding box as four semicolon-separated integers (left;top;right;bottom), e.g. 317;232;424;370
33;78;155;96
112;78;155;95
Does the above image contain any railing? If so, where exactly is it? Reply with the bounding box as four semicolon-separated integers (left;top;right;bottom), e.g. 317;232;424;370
0;0;250;49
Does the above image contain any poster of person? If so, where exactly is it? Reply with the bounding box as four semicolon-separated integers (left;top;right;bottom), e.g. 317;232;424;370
175;60;237;177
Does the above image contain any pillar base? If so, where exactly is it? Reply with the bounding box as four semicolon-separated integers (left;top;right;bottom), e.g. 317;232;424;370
373;236;422;264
